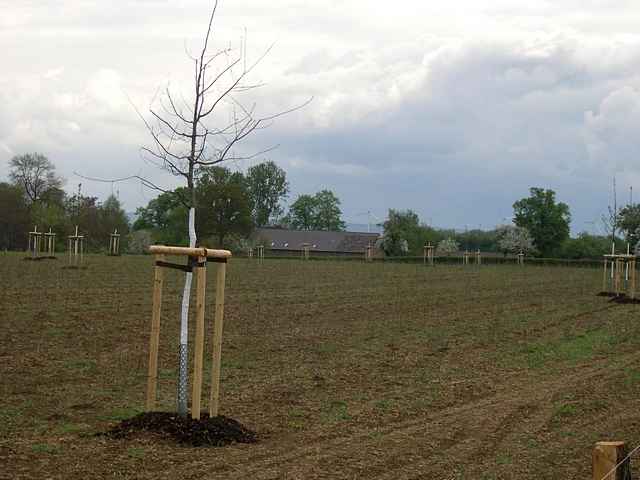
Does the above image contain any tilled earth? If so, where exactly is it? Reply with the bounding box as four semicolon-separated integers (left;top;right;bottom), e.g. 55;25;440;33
2;255;640;479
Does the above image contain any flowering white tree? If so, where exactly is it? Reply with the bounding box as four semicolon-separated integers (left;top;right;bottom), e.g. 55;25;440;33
496;225;534;254
436;237;459;256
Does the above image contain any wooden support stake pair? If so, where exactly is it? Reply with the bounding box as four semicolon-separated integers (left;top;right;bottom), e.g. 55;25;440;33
44;229;56;257
68;226;84;266
423;244;434;266
109;230;120;256
602;254;637;298
365;245;373;262
28;226;43;259
146;245;230;419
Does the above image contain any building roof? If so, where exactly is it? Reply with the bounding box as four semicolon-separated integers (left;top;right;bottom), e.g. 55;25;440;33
255;228;380;253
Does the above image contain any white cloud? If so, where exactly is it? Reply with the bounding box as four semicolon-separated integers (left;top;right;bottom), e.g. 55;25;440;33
43;66;64;79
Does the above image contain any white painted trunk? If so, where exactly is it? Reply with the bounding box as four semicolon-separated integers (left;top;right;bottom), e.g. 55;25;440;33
177;207;196;415
180;207;197;344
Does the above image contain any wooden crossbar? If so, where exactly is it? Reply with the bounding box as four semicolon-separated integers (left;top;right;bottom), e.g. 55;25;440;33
148;245;231;258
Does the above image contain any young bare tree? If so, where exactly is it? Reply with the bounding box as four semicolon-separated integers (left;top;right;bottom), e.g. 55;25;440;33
601;176;618;252
80;2;308;416
142;2;309;416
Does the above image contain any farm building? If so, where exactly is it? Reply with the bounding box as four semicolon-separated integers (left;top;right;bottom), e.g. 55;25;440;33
254;228;381;257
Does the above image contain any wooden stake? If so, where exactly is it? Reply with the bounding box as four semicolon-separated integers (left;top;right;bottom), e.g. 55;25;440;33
593;441;629;480
603;258;608;292
148;245;231;258
631;258;636;300
209;261;227;417
191;256;207;420
146;254;165;411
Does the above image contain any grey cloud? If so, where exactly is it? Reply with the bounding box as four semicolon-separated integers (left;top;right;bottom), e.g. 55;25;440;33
4;1;640;231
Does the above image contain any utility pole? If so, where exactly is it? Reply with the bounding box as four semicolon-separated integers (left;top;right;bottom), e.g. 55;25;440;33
77;183;82;223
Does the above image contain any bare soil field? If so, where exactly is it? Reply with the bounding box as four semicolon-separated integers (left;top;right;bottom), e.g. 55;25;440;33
2;254;640;479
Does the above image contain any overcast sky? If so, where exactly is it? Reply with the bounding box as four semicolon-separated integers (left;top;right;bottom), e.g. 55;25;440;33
3;1;640;233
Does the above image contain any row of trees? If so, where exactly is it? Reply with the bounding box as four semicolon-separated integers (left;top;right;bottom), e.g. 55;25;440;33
1;153;129;251
3;154;638;259
0;152;349;252
132;163;348;248
382;187;632;259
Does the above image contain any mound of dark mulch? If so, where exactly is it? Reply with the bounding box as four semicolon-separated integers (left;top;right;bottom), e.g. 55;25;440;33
102;411;257;447
597;292;640;304
609;295;640;304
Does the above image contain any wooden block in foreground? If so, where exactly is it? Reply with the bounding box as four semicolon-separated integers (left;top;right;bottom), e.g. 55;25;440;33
593;441;630;480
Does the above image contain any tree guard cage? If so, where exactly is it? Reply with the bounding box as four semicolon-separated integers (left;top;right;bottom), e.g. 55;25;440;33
44;228;56;258
108;229;121;256
603;253;637;299
256;245;264;264
27;226;43;260
146;245;232;420
423;243;434;266
67;226;84;267
365;244;373;262
517;251;525;265
301;243;310;260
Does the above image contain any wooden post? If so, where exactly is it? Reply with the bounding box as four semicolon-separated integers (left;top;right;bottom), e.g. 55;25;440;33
603;258;608;292
209;261;227;417
146;254;165;411
45;229;56;257
28;226;42;259
74;226;79;264
476;249;481;265
109;229;120;256
191;256;207;420
631;258;636;300
593;441;630;480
